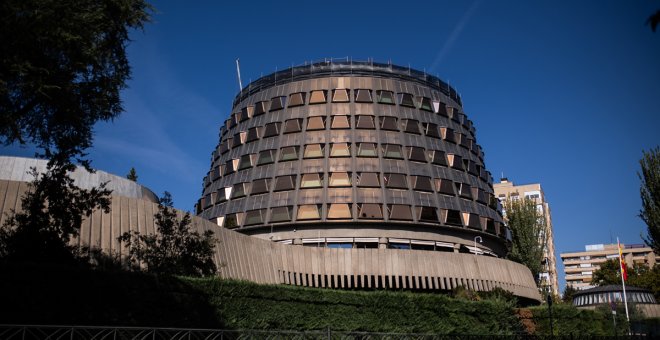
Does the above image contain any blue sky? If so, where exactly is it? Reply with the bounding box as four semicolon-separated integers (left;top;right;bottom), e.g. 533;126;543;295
4;1;659;290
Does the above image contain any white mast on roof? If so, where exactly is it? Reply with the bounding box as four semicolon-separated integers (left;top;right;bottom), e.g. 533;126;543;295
235;58;243;91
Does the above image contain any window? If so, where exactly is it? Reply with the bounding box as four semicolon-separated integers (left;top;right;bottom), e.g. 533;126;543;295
377;90;394;104
357;143;378;157
423;123;440;138
309;90;327;104
440;127;456;143
288;92;306;107
354;89;372;103
306;116;326;130
407;146;427;162
416;206;438;222
385;173;407;189
251;178;271;195
379;116;398;131
224;214;241;229
436;101;448;117
388;204;413;220
224;159;238;175
332;89;350;102
382;144;403;159
466;213;481;229
300;173;323;188
253;101;268;116
355;115;375;129
297;205;321;220
417;96;433;111
455;182;473;199
329;172;351;187
238;108;250;122
283;119;302;134
232;131;244;146
279;146;299;161
257;149;276;165
328;203;352;219
331;115;350;129
303;144;325;159
403;119;421;134
274;175;296;191
445;209;463;226
485;219;496;234
435;179;455;196
358;203;383;219
447;154;464;170
411;176;433;192
429;150;448;166
330;143;351;157
263;122;281;138
244;209;265;226
238;154;254;170
357;172;380;187
398;93;415;107
270;206;292;223
270;96;286;111
218;187;232;202
219;140;229;154
246;126;261;142
231;182;249;199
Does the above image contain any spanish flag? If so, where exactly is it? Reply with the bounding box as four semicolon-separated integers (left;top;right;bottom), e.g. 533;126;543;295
618;240;628;281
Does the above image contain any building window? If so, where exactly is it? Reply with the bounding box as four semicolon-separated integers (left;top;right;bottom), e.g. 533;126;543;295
309;90;327;104
238;154;254;170
357;143;378;157
455;182;473;199
231;182;249;199
330;143;351;157
357;172;380;187
253;101;268;116
423;123;440;138
417;96;433;111
224;159;239;175
398;93;415;107
329;172;351;187
354;89;372;103
402;119;421;134
224;214;241;229
270;206;292;223
270;96;286;111
279;146;299;161
328;203;352;219
435;178;455;196
274;175;296;192
416;206;438;222
440;127;456;143
303;144;325;159
288;92;306;107
297;204;321;220
283;119;302;134
246;126;261;142
388;204;413;220
332;89;350;102
355;115;376;129
300;173;323;188
232;132;245;147
384;173;407;189
244;209;266;226
331;115;350;129
445;209;463;226
263;122;281;138
358;203;383;219
307;116;326;130
436;101;448;117
411;176;433;192
251;178;271;195
379;116;398;131
382;144;403;159
429;150;447;166
447;154;464;170
407;146;427;163
377;90;395;104
466;213;481;229
257;149;276;165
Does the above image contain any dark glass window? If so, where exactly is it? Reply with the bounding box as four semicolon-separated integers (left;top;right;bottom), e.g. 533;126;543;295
355;115;375;129
238;108;249;122
407;146;427;162
219;140;229;154
270;206;292;223
224;159;237;175
417;96;433;111
288;92;306;107
307;116;326;130
257;149;275;165
485;219;496;234
456;182;473;199
224;214;240;229
283;119;302;134
448;154;464;170
328;203;351;219
357;172;380;187
398;93;415;107
270;96;286;111
379;116;398;131
300;173;323;188
232;182;249;199
467;213;481;229
297;204;321;220
445;209;463;226
246;127;261;142
357;143;377;157
309;90;327;104
423;123;440;138
377;90;395;104
382;144;403;159
389;204;413;220
476;189;488;204
263;122;281;138
430;150;447;166
354;89;373;103
330;143;351;157
411;176;433;192
332;89;349;102
244;209;265;226
303;144;324;159
331;115;350;129
358;204;383;219
385;173;407;189
274;175;296;191
460;133;471;149
232;132;244;147
229;113;237;128
436;101;448;117
238;154;253;170
251;178;270;195
253;101;268;116
416;206;438;222
329;172;351;187
467;160;479;175
441;127;456;143
435;179;455;196
279;146;299;161
403;119;421;134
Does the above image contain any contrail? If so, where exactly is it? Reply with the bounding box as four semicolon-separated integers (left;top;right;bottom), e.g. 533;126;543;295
429;0;481;73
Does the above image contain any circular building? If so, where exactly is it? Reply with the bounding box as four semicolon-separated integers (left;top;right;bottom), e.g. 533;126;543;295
572;285;659;318
198;60;508;256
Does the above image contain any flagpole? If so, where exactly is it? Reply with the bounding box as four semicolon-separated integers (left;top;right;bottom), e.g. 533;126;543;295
617;238;630;323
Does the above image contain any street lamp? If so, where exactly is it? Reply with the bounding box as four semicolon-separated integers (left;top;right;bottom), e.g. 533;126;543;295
473;236;483;256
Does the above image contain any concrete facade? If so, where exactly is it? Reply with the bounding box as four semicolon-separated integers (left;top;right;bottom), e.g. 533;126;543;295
493;179;560;296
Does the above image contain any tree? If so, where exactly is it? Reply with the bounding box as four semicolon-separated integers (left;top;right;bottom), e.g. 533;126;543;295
118;192;217;276
592;259;660;300
591;259;624;286
639;147;660;254
503;197;545;281
126;167;138;182
562;284;577;304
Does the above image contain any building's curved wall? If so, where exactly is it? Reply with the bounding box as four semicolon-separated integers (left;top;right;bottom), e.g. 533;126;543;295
0;179;540;301
0;156;158;203
198;62;508;256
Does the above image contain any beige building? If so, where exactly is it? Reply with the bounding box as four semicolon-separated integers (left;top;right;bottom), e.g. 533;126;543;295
493;178;560;296
561;243;657;290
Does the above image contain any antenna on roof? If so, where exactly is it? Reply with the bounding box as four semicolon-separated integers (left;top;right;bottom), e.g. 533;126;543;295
235;58;243;91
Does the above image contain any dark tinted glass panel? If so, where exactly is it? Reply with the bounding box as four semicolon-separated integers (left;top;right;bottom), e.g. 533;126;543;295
331;115;350;129
270;206;292;222
238;154;253;170
399;93;415;107
307;116;325;130
355;115;375;129
403;119;421;134
279;146;299;161
232;183;248;198
424;123;440;138
270;96;286;111
253;101;267;116
467;213;481;229
244;209;265;226
436;179;455;195
476;189;488;204
358;204;383;219
382;144;403;159
485;219;496;234
468;160;478;175
445;210;463;226
357;172;380;187
357;143;377;157
274;176;295;191
385;173;407;189
437;102;448;116
257;149;275;165
377;90;394;104
456;183;473;199
417;206;438;222
283;119;302;134
288;92;306;107
309;90;327;104
224;214;239;229
246;127;260;142
328;203;351;219
379;116;398;131
389;205;413;220
332;89;349;102
355;89;372;103
418;97;433;111
442;127;456;143
412;176;433;192
219;140;228;154
408;147;427;162
251;179;270;195
449;154;464;170
430;150;447;166
263;122;281;137
232;132;243;146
